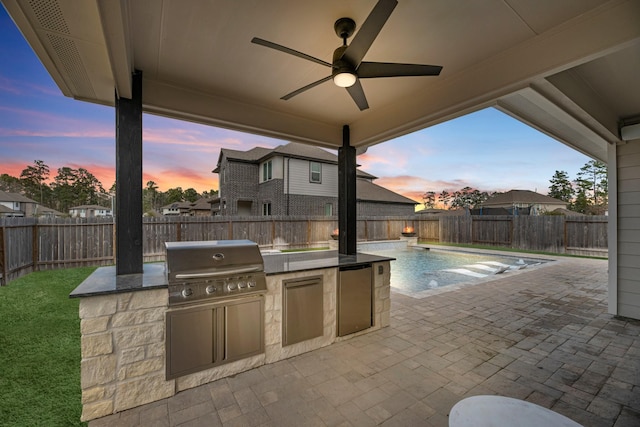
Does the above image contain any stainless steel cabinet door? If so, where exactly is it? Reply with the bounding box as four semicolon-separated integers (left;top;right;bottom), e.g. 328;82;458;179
224;296;264;363
166;306;214;379
338;266;372;336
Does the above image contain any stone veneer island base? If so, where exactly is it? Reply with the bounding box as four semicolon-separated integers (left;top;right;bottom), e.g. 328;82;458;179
72;251;392;422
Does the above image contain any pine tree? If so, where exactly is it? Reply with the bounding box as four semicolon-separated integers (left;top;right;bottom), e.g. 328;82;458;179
548;170;574;202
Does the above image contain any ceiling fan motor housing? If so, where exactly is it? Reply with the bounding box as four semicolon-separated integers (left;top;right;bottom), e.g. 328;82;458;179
332;45;354;77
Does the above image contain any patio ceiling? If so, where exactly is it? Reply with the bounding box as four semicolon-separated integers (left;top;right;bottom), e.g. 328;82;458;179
3;0;640;160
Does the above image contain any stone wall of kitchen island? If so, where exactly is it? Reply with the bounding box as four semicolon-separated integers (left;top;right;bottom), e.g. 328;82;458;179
78;288;173;421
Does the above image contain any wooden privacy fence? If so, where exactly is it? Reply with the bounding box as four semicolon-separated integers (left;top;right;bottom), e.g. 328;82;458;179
0;215;608;285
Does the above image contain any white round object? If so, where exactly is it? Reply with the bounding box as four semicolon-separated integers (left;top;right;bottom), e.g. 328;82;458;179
449;396;583;427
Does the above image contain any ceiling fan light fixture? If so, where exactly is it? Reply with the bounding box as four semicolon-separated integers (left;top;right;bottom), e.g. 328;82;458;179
333;72;357;87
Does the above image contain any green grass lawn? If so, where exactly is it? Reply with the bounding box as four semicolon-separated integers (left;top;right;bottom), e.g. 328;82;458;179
0;267;95;427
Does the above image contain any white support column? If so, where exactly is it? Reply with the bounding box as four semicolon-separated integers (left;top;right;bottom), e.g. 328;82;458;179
607;142;618;315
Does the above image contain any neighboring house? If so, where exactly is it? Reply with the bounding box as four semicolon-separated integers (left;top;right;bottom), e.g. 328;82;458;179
69;205;113;218
189;198;212;217
475;190;568;215
161;199;212;216
37;206;65;218
0;190;44;217
161;202;192;216
212;142;417;217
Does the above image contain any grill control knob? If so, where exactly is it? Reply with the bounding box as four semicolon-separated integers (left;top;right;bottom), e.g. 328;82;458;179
206;285;217;294
238;279;247;289
228;282;238;291
182;288;193;298
248;280;256;288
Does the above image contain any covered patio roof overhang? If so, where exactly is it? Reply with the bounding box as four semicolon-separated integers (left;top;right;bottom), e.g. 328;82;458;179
3;0;640;317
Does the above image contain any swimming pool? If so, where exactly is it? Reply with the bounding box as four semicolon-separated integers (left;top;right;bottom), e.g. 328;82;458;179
364;247;548;294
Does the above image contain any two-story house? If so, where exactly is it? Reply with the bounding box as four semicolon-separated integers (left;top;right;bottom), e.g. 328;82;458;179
0;190;63;217
212;142;417;217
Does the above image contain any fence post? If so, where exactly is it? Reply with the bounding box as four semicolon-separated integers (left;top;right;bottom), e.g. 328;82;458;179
0;227;6;286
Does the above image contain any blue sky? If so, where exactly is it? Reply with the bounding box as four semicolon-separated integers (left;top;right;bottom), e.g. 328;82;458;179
0;6;590;203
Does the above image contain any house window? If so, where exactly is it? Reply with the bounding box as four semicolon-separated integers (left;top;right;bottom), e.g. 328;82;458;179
262;203;272;216
324;203;333;216
310;162;321;183
262;160;272;181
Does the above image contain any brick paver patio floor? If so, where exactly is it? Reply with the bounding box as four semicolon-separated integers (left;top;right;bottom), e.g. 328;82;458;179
90;255;639;427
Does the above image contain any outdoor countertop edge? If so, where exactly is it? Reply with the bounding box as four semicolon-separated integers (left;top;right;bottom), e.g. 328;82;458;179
69;251;395;298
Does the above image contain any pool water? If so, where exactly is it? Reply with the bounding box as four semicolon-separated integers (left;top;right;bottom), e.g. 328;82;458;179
365;247;547;293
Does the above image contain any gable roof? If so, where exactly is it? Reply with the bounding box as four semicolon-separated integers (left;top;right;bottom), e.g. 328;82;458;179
215;142;377;179
190;198;212;210
357;179;417;205
0;204;20;214
481;190;566;207
0;190;37;203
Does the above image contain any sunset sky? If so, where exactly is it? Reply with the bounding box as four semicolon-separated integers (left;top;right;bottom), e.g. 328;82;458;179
0;6;591;205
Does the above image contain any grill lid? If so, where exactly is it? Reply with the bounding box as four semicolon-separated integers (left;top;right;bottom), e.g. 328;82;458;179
165;240;267;306
165;240;264;282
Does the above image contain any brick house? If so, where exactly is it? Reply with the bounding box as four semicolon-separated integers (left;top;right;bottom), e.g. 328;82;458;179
212;142;417;217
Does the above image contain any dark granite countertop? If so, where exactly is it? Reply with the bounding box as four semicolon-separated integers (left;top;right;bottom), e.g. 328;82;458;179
263;250;395;275
69;263;167;298
70;250;395;298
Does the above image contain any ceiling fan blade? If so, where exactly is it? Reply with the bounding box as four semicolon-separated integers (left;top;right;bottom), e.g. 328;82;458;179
343;0;397;66
281;76;332;100
357;62;443;78
346;80;369;111
251;37;332;68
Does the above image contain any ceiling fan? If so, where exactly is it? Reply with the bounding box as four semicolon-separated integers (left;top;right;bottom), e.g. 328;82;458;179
251;0;442;111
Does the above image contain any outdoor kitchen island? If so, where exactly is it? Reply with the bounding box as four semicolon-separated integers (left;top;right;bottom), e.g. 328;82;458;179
70;248;393;422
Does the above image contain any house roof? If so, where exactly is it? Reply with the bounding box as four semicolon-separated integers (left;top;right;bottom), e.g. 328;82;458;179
0;190;37;203
190;198;212;210
0;204;20;214
37;206;64;216
215;142;377;179
356;178;417;205
481;190;567;207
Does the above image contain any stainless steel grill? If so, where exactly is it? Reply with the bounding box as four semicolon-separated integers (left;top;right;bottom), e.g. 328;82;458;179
165;240;267;306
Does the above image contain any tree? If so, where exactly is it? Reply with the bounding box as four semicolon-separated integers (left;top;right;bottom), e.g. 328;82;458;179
51;167;106;212
548;170;574;203
575;160;607;214
183;188;200;203
0;173;23;193
164;187;184;204
20;160;50;204
422;191;437;209
143;181;159;213
439;190;451;209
